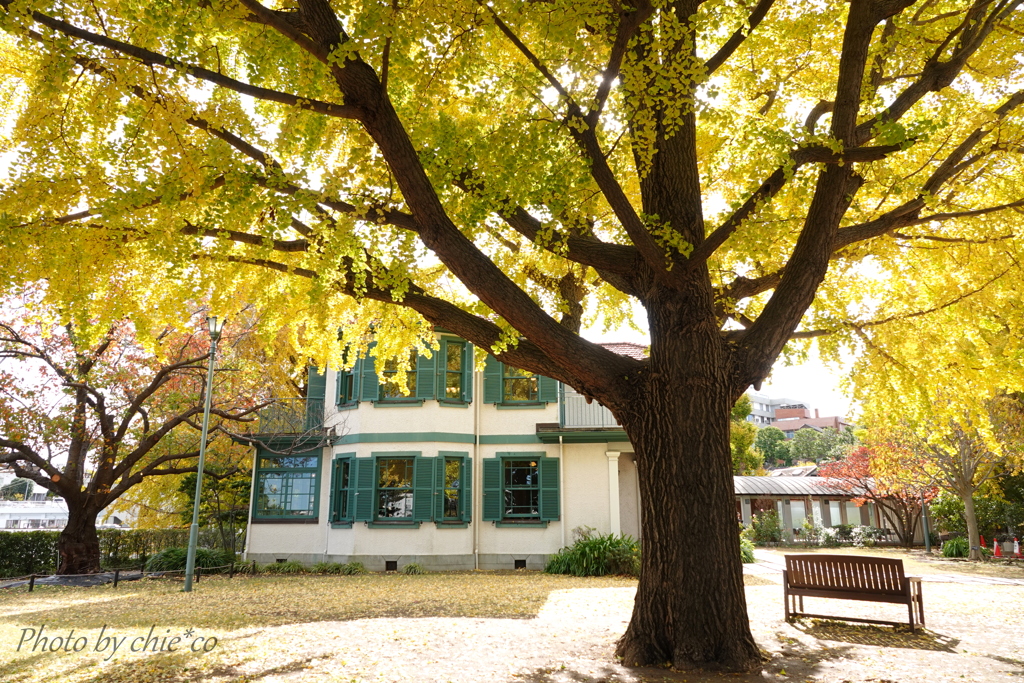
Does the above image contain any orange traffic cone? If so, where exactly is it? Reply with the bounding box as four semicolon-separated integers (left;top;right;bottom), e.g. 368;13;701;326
994;538;1003;557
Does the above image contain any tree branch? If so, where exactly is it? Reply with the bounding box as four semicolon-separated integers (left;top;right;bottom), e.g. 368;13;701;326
704;0;777;76
20;8;360;119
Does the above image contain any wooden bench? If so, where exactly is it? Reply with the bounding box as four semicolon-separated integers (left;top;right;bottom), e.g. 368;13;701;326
783;554;925;631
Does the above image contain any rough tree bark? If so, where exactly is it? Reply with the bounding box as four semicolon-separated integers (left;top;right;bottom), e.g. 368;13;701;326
58;503;103;574
613;292;760;670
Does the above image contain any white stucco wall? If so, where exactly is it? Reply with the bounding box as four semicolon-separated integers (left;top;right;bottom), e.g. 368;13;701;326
247;344;634;569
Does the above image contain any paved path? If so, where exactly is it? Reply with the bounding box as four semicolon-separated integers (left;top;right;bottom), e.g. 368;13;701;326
744;549;1024;586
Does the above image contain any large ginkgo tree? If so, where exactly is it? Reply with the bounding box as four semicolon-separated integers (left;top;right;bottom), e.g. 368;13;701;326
1;0;1023;671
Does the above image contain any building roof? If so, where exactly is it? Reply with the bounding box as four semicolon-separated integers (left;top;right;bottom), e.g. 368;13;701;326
734;475;852;497
769;465;819;477
597;342;648;360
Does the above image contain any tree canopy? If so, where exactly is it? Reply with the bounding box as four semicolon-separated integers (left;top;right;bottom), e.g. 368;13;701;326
1;0;1023;671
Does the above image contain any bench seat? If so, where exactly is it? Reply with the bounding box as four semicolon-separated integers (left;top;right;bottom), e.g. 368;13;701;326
783;554;924;631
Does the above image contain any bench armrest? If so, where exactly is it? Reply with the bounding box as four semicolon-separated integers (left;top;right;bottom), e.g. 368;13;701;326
907;576;921;582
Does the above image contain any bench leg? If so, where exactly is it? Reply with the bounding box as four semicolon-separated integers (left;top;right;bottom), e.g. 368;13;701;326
799;596;804;612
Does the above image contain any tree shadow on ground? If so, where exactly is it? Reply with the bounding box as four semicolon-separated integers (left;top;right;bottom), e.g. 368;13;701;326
985;654;1024;676
509;639;858;683
72;650;324;683
792;619;959;652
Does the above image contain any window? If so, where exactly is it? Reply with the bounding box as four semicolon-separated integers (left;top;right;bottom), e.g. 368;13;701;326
444;341;466;401
436;452;471;524
377;457;415;519
482;453;559;524
349;453;469;525
502;459;539;518
380;352;417;400
330;454;354;524
336;368;355;406
502;366;538;402
483;357;558;405
253;450;321;520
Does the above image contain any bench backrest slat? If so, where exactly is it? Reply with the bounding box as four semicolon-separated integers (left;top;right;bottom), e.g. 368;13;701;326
785;554;907;595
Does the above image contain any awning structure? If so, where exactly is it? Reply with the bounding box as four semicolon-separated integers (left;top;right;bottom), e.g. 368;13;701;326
734;475;854;497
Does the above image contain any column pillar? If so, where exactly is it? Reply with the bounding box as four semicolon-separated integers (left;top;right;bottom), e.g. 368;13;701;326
606;451;621;535
741;498;752;526
781;499;794;543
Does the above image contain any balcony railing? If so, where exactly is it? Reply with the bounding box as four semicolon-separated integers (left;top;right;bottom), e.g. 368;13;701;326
561;391;620;429
256;398;326;435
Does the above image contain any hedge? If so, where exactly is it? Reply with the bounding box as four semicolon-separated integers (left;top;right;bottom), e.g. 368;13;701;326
0;528;226;578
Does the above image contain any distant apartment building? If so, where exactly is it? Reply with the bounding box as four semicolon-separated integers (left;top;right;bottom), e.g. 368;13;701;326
744;391;808;426
744;392;853;437
0;468;68;530
771;406;854;438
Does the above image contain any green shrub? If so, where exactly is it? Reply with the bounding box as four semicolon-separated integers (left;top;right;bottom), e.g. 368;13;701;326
339;562;367;575
261;560;306;574
740;537;755;564
545;528;640;577
942;536;969;558
144;547;234;572
0;530;58;577
751;511;782;544
311;561;345;574
0;528;207;578
401;562;426;575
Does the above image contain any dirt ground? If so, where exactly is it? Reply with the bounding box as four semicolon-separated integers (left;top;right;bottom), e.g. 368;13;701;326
2;562;1022;683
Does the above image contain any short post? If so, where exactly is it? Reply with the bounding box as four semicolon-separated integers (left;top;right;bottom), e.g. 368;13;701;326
921;493;932;553
113;569;120;588
195;566;201;584
251;560;257;576
28;574;35;592
229;562;235;579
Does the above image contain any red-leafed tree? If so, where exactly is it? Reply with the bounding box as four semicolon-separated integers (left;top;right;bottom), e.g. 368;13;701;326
0;298;270;573
819;445;936;547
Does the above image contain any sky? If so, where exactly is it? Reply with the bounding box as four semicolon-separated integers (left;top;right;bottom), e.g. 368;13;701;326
585;318;857;421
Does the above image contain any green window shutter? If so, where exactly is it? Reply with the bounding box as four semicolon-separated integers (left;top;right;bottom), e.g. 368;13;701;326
538;375;558;403
306;365;327;429
434;454;447;521
463;344;474;403
330;459;342;523
539;457;560;521
351;357;362;403
415;349;436;400
482;458;502;521
413;456;435;522
360;350;379;402
353;457;375;522
462;456;473;523
435;340;447;402
307;365;327;400
483;355;501;404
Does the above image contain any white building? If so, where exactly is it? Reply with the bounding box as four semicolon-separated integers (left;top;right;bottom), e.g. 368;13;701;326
243;335;643;570
744;391;809;426
0;499;69;530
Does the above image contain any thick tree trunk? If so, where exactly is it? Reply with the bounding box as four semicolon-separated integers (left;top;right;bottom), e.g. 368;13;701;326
962;491;982;561
58;507;102;574
613;298;761;672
